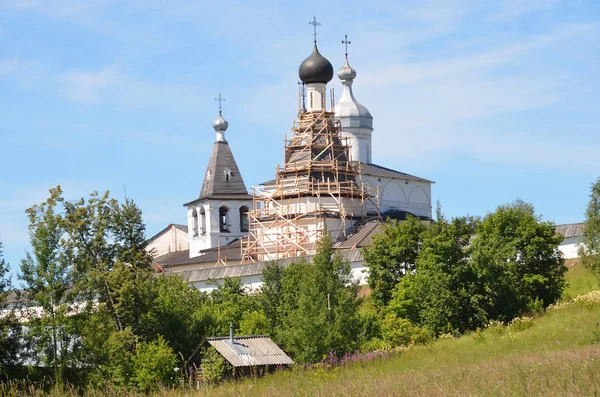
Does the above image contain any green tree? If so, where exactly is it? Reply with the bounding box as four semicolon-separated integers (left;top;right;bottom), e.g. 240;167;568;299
19;187;78;383
0;238;22;374
141;274;213;357
131;336;177;392
389;216;486;334
470;200;566;321
60;191;156;334
579;177;600;277
264;233;361;363
362;216;427;307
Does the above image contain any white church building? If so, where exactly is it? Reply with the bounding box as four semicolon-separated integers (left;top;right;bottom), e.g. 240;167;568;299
148;29;437;291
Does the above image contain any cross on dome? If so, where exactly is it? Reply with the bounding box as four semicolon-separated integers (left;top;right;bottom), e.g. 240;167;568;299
215;93;226;115
309;16;320;43
342;34;351;58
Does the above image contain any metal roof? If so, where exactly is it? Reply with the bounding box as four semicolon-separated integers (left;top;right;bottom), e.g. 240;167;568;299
555;223;584;238
191;140;251;202
155;239;243;269
359;163;433;183
146;224;189;245
206;336;294;367
335;220;383;249
169;248;364;283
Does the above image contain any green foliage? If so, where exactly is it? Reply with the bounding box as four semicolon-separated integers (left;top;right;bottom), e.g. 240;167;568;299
19;187;79;383
389;216;486;334
260;233;361;363
356;296;381;345
208;277;256;336
470;200;566;321
381;313;415;346
141;275;212;356
200;346;227;383
239;310;270;335
362;216;426;307
390;202;566;335
580;177;600;277
131;336;177;392
0;238;22;374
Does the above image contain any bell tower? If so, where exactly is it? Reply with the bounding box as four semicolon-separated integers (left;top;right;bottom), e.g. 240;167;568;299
183;95;252;258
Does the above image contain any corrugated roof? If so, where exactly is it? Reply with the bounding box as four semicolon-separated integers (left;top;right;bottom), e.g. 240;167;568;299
206;336;294;367
196;141;251;200
556;223;584;238
170;248;364;283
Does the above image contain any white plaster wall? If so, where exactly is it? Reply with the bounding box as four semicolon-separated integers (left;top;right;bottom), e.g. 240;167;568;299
148;226;189;257
559;236;583;259
187;199;252;258
361;175;432;218
192;274;264;293
189;261;369;293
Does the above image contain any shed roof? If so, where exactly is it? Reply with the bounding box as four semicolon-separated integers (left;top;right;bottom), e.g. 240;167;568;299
206;336;294;367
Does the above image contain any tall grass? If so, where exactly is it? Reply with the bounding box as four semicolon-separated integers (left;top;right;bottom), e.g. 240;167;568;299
562;259;600;299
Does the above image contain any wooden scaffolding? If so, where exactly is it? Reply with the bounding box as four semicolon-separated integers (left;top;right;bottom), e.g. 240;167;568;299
241;109;378;262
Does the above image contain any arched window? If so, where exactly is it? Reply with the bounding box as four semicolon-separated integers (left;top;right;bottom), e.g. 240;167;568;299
200;207;206;235
239;206;249;232
192;210;198;236
225;168;232;182
219;206;230;232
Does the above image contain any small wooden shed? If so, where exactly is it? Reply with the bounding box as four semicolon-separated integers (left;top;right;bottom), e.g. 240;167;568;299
187;324;294;383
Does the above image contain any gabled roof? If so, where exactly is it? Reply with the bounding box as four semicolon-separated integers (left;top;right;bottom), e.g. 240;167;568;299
359;163;433;183
556;223;584;238
146;224;189;244
205;336;294;367
260;162;432;187
154;239;243;269
194;141;250;202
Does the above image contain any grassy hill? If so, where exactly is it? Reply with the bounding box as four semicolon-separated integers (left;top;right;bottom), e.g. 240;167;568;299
199;262;600;397
4;262;600;396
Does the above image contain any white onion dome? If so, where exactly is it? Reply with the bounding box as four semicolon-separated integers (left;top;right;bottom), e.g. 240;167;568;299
337;58;356;81
299;44;334;84
212;113;229;131
335;59;372;126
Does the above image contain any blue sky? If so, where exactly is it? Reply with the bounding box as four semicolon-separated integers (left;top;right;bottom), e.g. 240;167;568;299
1;0;599;277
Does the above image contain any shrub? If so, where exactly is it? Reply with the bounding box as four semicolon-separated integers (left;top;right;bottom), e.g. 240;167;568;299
131;336;177;392
201;346;227;383
381;314;415;347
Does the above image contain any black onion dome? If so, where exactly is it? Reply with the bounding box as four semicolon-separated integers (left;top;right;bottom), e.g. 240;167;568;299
298;44;334;84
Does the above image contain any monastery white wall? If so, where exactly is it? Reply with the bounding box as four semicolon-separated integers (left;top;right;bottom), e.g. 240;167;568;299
189;262;369;293
148;226;189;257
559;236;583;259
361;175;432;219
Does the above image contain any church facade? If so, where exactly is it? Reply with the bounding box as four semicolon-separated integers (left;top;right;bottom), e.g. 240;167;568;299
150;29;434;289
